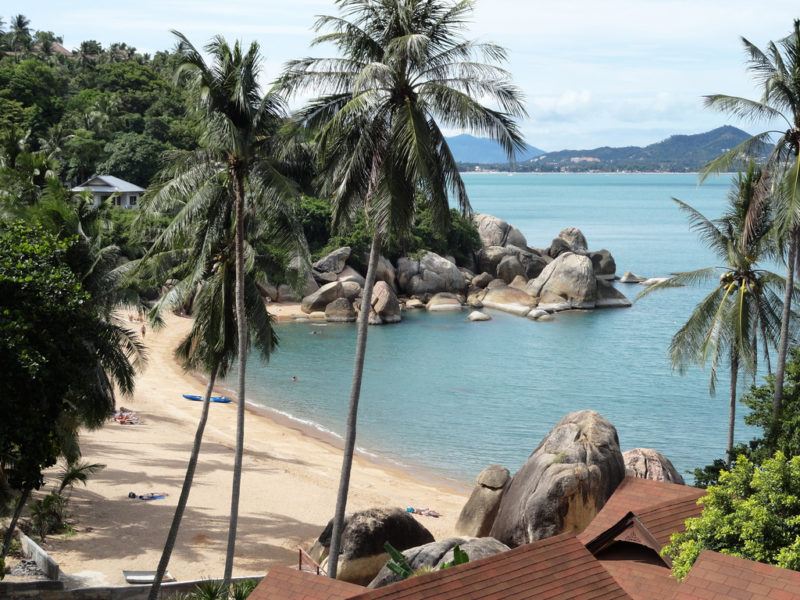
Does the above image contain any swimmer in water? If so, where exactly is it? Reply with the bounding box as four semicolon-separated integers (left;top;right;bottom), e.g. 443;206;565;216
291;376;298;382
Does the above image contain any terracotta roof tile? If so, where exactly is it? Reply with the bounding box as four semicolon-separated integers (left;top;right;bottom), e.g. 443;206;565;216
351;534;632;600
671;551;800;600
250;566;364;600
579;477;704;546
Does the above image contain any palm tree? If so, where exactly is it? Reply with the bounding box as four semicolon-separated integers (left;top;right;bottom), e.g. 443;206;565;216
702;19;800;426
138;146;307;597
640;165;786;460
157;31;305;584
279;0;526;578
9;14;31;55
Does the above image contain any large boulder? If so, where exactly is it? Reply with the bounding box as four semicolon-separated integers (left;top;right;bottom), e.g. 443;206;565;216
313;246;351;274
468;310;491;322
596;279;632;308
526;252;597;309
476;245;518;276
455;465;511;538
474;213;528;248
589;249;616;280
397;251;467;296
497;255;526;284
558;227;588;253
489;410;626;547
620;271;645;283
371;281;401;324
472;272;493;289
368;536;510;588
325;298;356;323
312;507;435;585
376;256;398;292
623;448;685;484
427;292;463;312
277;274;319;303
301;281;344;313
508;275;528;291
338;265;366;287
547;237;572;259
479;286;536;316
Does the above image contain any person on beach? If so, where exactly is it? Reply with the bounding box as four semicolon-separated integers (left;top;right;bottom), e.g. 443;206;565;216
141;324;146;338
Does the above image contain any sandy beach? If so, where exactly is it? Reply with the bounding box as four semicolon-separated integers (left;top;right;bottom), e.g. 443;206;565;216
43;311;468;588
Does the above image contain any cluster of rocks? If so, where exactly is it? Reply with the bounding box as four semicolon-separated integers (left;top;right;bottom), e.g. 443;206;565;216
287;213;635;326
309;410;685;586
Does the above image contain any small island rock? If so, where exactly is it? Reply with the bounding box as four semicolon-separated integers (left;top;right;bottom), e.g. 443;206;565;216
468;310;491;322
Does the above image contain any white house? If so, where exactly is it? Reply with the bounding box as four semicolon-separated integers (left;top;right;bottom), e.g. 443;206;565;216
71;175;145;209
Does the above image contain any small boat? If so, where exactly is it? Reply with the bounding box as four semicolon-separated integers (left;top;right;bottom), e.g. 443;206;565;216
182;394;232;404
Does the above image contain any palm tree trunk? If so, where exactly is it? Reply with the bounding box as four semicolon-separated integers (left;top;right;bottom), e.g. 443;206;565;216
727;351;739;465
773;228;798;424
223;172;248;585
327;231;382;580
2;488;30;558
148;364;219;600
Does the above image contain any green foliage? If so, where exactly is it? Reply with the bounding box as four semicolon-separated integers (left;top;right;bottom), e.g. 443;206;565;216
30;492;69;541
174;579;258;600
97;132;167;187
664;452;800;579
439;545;469;570
384;542;414;579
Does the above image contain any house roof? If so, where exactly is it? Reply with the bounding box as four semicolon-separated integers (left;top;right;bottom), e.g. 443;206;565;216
71;175;145;193
597;543;681;600
250;566;363;600
578;477;704;546
671;550;800;600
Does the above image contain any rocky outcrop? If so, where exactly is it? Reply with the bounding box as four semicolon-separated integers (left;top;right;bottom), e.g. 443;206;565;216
474;213;528;248
278;275;319;303
476;245;518;276
526;252;597;310
497;255;526;284
619;271;645;283
508;275;528;291
547;237;572;259
595;279;632;308
338;265;366;287
311;507;435;585
325;298;356;322
376;256;397;291
371;281;401;324
313;246;351;275
472;272;493;289
301;281;343;313
623;448;685;484
589;250;616;280
455;465;510;537
479;286;536;316
558;227;588;253
489;410;626;547
397;251;467;296
368;536;510;588
427;292;463;312
468;310;491;322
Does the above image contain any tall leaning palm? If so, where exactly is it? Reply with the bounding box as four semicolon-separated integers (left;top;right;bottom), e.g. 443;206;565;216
641;166;785;460
167;31;303;584
702;19;800;425
280;0;526;578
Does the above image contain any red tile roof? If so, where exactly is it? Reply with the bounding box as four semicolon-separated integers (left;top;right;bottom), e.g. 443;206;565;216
250;566;364;600
597;542;680;600
579;477;704;546
351;533;632;600
671;550;800;600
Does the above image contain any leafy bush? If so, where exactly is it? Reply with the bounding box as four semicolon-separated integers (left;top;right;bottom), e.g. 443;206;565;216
664;452;800;579
30;492;69;541
175;579;259;600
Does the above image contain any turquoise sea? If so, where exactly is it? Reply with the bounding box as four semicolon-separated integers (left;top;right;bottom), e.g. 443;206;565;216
226;173;761;484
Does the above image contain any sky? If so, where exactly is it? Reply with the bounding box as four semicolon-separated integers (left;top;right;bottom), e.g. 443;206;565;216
11;0;800;151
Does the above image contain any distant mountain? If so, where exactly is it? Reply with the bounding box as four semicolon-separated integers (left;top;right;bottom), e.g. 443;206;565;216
520;126;753;172
446;134;545;164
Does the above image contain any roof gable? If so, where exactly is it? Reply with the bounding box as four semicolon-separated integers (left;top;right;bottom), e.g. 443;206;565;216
71;175;145;193
250;566;363;600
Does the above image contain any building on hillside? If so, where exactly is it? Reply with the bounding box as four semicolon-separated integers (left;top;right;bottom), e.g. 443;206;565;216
250;476;800;600
71;175;145;209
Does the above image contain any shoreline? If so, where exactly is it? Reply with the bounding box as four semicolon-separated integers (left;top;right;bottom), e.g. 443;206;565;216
43;311;468;588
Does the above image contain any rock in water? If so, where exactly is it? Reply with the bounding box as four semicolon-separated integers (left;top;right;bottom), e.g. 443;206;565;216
312;507;435;585
455;465;510;537
371;281;401;324
313;246;351;274
558;227;588;253
595;279;632;308
479;286;537;316
489;410;626;547
337;265;366;287
526;252;597;309
547;237;572;259
497;255;526;284
473;213;528;248
397;251;467;296
472;272;493;289
619;271;645;283
375;256;398;291
623;448;685;484
589;249;616;280
427;292;463;312
468;310;491;322
368;536;510;588
325;298;356;322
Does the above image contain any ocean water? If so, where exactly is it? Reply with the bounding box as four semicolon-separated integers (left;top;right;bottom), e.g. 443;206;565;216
225;173;763;484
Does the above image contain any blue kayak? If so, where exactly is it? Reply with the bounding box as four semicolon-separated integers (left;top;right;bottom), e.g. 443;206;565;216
182;394;232;404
